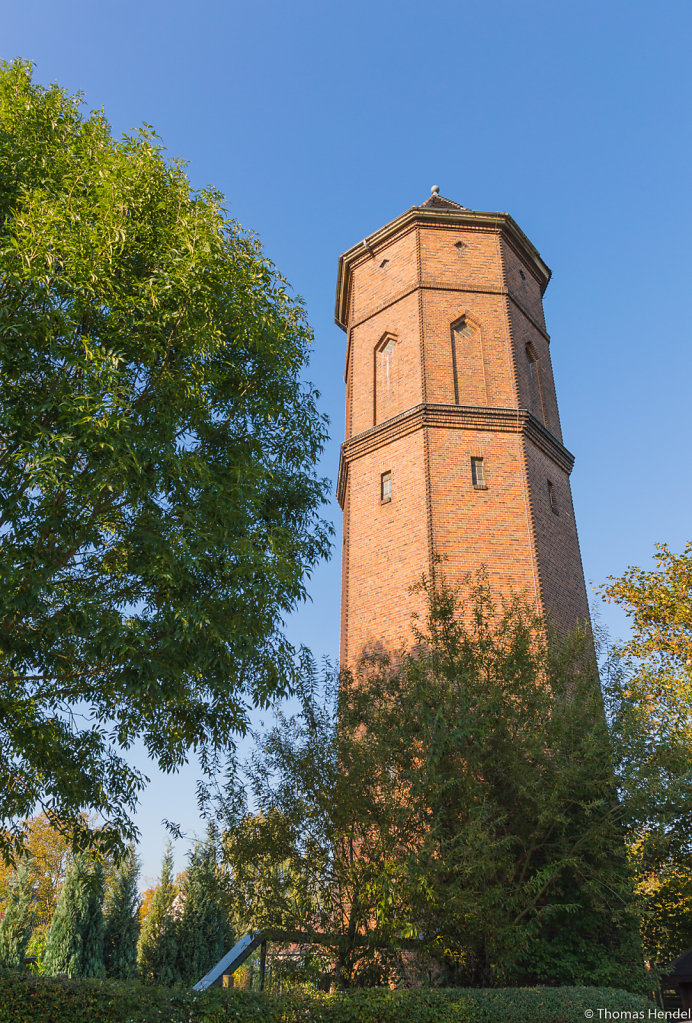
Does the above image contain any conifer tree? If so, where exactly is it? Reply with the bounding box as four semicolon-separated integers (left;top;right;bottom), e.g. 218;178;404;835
42;855;105;977
103;848;141;979
81;858;105;977
176;839;230;985
137;844;179;985
0;863;34;968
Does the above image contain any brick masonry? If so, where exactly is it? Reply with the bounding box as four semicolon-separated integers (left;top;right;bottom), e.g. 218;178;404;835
336;196;591;666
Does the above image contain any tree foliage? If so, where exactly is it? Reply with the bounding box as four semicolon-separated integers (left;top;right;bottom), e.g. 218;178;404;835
222;573;644;990
0;812;71;924
138;884;157;925
136;844;179;985
176;837;230;985
601;541;692;966
103;847;140;980
0;974;658;1023
603;542;692;666
42;854;104;977
0;59;331;862
0;862;34;968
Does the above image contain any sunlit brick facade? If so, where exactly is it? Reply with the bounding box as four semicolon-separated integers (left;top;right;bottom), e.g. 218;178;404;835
336;192;590;666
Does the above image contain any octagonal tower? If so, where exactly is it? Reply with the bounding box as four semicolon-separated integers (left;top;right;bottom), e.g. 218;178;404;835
336;191;590;666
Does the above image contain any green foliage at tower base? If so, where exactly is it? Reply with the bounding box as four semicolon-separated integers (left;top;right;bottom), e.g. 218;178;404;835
222;571;646;991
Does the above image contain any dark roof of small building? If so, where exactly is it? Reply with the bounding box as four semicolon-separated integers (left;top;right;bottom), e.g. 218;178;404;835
665;948;692;979
418;193;467;211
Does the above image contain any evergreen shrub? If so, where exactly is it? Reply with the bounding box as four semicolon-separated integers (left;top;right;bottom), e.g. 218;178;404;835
0;972;657;1023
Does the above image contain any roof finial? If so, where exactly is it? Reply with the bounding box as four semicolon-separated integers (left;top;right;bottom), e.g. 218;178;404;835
431;185;440;195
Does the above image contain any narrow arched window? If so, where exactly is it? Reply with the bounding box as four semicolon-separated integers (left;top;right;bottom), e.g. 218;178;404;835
380;337;396;384
374;335;399;424
526;343;547;425
548;479;558;514
451;317;485;406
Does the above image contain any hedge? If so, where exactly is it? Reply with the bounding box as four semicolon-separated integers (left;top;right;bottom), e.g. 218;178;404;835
0;972;657;1023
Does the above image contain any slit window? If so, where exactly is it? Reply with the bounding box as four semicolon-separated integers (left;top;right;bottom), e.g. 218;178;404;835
548;480;558;514
381;470;392;503
471;457;486;489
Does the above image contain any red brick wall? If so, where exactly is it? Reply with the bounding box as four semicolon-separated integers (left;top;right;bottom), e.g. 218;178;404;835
426;424;540;608
523;441;591;632
421;288;515;408
346;291;422;436
340;430;430;665
349;228;419;326
420;224;504;293
500;236;547;330
338;208;590;665
507;301;563;442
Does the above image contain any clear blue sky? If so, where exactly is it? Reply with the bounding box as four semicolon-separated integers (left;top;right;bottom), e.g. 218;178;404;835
5;0;691;883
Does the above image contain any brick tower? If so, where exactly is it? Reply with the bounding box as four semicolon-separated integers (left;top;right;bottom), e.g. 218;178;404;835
336;190;590;666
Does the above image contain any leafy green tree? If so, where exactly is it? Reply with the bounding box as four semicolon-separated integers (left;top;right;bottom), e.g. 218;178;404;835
222;573;644;990
221;670;380;987
601;542;692;967
375;579;641;990
176;837;230;985
41;854;104;977
0;814;72;927
103;847;140;979
602;542;692;667
0;862;34;968
0;59;331;863
137;844;179;985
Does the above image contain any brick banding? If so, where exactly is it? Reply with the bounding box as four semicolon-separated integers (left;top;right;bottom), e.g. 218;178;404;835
337;404;574;508
336;194;590;665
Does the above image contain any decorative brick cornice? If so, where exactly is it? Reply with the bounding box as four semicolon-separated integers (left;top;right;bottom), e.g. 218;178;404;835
335;208;551;329
343;281;551;344
336;404;574;507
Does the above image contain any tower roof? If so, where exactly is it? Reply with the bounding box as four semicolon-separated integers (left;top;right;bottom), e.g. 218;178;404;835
418;192;467;211
334;191;552;329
